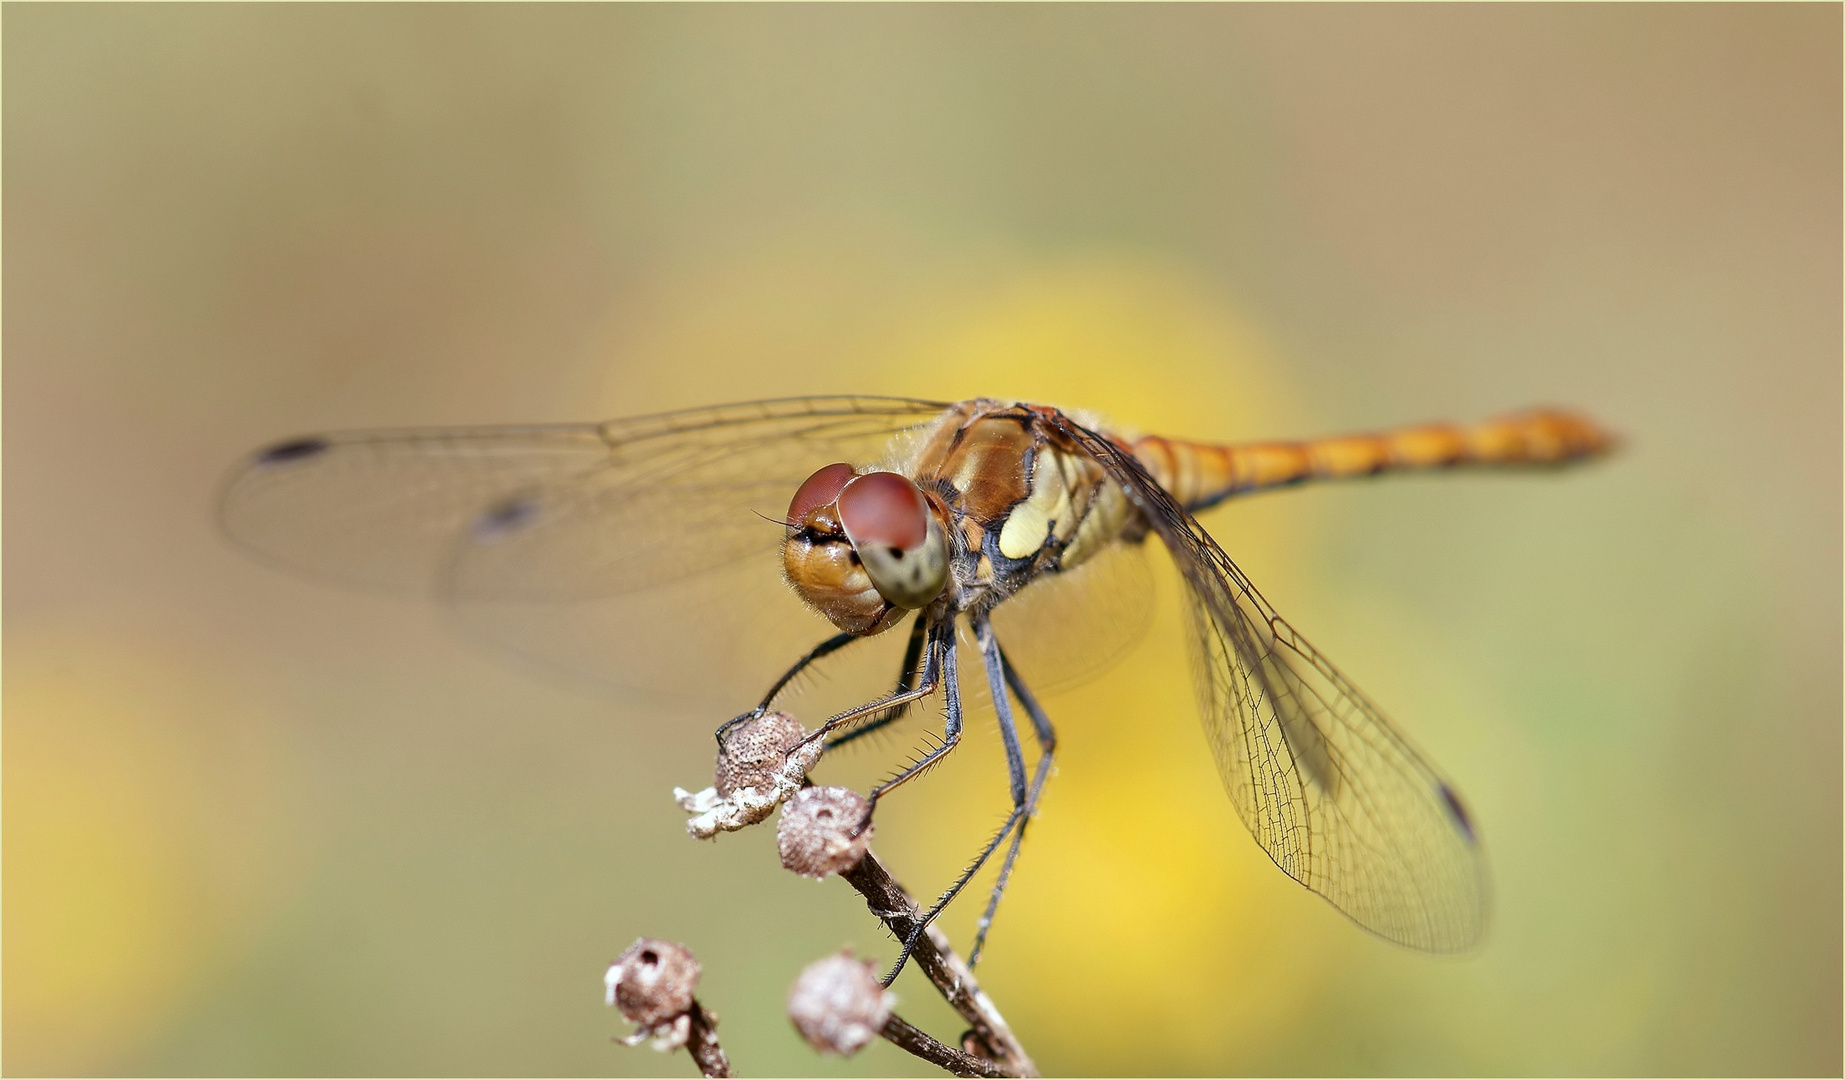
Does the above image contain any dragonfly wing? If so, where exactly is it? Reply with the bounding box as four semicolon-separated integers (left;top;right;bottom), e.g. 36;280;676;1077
220;424;613;594
1054;415;1488;953
219;396;951;599
437;397;951;601
219;396;952;698
989;537;1156;696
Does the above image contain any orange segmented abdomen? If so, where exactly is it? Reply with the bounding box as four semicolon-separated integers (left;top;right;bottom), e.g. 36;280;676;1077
1133;408;1614;512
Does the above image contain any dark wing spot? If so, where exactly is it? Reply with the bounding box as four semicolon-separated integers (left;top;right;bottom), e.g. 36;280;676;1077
1438;783;1476;844
473;495;541;543
256;437;330;465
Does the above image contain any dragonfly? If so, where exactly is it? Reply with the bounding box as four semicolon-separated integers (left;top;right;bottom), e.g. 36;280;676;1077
221;395;1611;969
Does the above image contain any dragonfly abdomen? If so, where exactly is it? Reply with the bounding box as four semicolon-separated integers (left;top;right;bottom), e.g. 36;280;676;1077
1134;408;1613;512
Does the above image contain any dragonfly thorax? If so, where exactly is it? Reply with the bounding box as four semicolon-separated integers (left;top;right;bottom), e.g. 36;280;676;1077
783;465;950;636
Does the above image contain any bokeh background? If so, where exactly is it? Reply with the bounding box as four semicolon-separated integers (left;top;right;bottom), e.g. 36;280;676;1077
6;5;1839;1076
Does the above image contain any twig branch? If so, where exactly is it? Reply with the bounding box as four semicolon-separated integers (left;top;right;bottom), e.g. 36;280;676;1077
881;1014;1011;1079
684;1001;732;1078
842;850;1039;1078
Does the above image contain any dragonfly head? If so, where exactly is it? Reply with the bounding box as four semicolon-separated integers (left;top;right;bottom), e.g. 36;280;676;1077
782;464;949;635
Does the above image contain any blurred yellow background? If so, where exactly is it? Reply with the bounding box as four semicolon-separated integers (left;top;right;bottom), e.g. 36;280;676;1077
5;6;1838;1076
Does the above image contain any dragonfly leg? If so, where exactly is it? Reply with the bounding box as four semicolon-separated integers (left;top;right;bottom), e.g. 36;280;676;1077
825;613;928;752
757;631;860;710
975;614;1029;807
879;618;1053;982
860;619;962;817
791;617;950;760
968;642;1058;968
883;800;1028;985
714;630;859;747
1000;641;1057;754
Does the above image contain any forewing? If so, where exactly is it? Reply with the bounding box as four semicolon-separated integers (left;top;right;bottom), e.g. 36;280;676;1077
220;396;950;598
220;397;952;700
220;425;611;594
439;397;950;601
1055;416;1487;953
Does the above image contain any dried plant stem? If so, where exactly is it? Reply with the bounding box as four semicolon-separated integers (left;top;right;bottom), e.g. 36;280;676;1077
880;1014;1011;1079
685;1001;732;1078
841;850;1038;1078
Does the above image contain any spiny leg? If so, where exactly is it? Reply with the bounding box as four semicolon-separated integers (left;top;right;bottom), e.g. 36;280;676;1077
880;613;1037;983
714;630;858;746
976;614;1029;808
860;618;962;817
790;623;945;758
756;631;858;710
884;800;1030;985
1002;641;1056;751
968;642;1058;968
781;615;952;795
787;618;966;986
826;613;929;752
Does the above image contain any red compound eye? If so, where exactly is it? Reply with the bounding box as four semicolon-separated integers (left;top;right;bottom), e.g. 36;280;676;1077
787;462;857;523
837;471;928;550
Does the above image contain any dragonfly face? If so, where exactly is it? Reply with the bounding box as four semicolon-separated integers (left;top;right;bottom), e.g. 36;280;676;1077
782;465;950;635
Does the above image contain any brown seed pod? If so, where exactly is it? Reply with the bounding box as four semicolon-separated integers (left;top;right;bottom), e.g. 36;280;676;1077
778;786;873;879
787;952;894;1056
715;710;808;798
607;938;700;1029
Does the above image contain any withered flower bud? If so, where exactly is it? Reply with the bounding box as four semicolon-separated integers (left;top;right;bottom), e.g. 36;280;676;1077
716;710;808;798
778;786;872;879
606;938;700;1029
676;711;826;839
787;952;894;1056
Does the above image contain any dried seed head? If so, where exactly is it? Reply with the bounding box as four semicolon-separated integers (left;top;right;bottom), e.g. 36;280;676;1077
778;786;872;878
606;938;700;1028
716;710;808;798
677;711;828;839
787;952;894;1056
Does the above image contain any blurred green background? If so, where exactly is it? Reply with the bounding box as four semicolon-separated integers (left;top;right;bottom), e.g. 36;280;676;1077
5;5;1838;1076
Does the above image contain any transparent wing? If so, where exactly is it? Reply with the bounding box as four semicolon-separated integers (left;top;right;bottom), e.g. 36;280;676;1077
1054;416;1487;953
435;397;951;601
221;424;614;595
989;537;1156;696
220;396;951;596
220;396;953;700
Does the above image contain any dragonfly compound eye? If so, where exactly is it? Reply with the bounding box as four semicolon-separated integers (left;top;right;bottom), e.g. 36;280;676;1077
781;468;947;635
787;462;857;524
837;471;948;610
